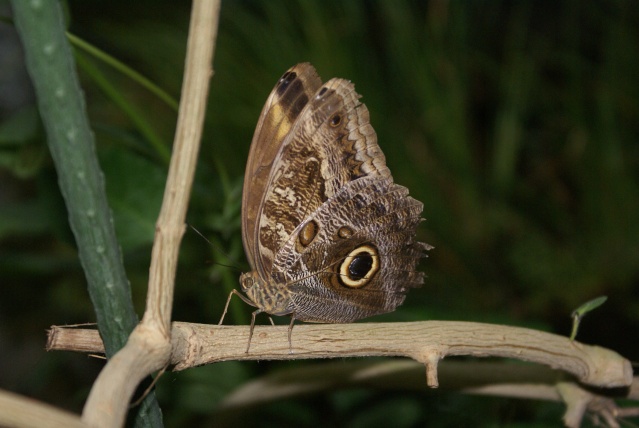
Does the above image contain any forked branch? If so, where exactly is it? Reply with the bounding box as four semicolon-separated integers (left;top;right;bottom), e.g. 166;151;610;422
80;1;220;427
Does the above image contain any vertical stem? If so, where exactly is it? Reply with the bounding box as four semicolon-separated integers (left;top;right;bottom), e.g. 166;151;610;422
10;0;162;426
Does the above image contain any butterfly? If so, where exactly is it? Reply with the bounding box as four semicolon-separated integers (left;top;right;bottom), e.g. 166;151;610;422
219;63;430;352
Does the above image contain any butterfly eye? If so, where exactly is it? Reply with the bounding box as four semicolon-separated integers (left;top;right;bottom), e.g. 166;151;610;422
330;113;342;127
338;244;380;288
318;87;328;97
240;273;257;291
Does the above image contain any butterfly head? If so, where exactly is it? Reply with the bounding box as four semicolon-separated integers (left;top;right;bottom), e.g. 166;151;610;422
239;271;293;316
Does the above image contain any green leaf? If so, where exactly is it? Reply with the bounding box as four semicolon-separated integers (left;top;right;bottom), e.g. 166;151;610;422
571;296;608;319
570;296;608;341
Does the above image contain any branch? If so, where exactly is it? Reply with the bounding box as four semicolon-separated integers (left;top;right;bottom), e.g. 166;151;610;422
213;360;639;427
49;320;636;426
49;320;632;389
80;1;220;427
0;390;86;428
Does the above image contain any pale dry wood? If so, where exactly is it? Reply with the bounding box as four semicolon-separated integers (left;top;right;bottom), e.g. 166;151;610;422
48;325;103;353
467;380;639;426
557;382;625;428
558;382;598;428
48;320;632;389
81;1;220;427
50;321;636;427
169;321;633;389
214;356;636;427
217;360;565;411
216;359;637;411
467;383;562;401
472;382;632;428
0;389;87;428
618;407;639;418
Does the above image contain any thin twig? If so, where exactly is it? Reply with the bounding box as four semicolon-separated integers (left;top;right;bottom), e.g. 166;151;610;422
80;1;220;427
0;390;86;428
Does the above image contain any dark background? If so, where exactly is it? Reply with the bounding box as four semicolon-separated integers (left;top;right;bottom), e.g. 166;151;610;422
1;0;637;426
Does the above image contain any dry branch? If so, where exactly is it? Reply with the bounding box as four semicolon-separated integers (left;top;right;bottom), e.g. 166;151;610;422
49;320;632;389
216;360;639;428
80;1;220;427
50;320;636;427
0;390;86;428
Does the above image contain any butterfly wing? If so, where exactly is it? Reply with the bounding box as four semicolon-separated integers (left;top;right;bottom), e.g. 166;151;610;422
258;68;429;321
244;64;392;276
274;175;429;322
242;63;322;276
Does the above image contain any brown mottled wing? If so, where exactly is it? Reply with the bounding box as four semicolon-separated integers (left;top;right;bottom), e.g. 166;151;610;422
242;63;322;276
244;63;429;322
261;74;428;322
276;177;429;322
249;64;390;276
251;71;395;280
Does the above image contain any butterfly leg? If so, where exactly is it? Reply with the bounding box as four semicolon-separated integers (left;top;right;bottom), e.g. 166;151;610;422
287;315;296;354
218;290;235;325
218;289;255;325
246;308;263;354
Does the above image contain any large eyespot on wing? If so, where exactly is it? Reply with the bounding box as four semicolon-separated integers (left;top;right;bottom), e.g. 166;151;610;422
337;244;381;288
242;63;323;275
279;176;429;323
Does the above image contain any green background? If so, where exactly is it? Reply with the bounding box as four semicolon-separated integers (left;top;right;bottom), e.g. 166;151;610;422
1;0;637;426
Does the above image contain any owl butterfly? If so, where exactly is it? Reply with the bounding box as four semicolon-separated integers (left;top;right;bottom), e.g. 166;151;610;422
219;63;431;352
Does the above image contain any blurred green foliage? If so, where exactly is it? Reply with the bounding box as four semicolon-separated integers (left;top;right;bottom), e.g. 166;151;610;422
0;0;637;426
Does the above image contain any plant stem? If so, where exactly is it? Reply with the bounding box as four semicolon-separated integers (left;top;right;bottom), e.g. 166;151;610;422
10;1;163;426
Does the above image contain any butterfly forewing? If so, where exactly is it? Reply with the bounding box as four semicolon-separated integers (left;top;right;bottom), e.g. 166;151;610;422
242;63;322;276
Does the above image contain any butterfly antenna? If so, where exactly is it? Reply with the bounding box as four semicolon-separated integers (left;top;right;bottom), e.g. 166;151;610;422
188;223;242;271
